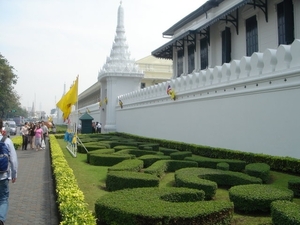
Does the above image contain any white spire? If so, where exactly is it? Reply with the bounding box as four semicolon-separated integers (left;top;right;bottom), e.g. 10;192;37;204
98;2;143;81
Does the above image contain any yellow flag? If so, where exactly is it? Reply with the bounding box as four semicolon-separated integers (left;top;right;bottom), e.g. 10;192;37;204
56;76;79;120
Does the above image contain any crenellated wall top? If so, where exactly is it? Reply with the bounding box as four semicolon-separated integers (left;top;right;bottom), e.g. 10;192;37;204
118;39;300;105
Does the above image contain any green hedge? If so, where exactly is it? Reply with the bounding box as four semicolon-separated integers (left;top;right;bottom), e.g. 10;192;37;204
229;184;293;212
116;149;163;157
144;160;198;177
116;132;300;174
77;143;108;153
170;151;192;160
158;147;179;155
185;155;246;172
216;162;229;171
105;171;159;191
271;200;300;225
175;167;261;200
95;187;233;225
49;135;96;224
108;159;144;172
245;163;270;183
288;178;300;197
138;155;171;168
138;143;160;151
86;149;115;163
89;153;134;166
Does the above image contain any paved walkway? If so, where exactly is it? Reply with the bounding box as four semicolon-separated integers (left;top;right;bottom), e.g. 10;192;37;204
5;138;59;225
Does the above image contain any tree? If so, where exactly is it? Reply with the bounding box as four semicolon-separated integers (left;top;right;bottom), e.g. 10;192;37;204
0;54;19;118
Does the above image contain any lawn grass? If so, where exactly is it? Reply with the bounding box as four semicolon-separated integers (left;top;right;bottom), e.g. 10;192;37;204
57;138;300;224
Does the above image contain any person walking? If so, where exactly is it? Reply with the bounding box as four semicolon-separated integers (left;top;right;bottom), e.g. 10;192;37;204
34;124;43;151
96;122;101;133
20;122;29;150
0;119;18;225
41;121;49;141
28;123;36;150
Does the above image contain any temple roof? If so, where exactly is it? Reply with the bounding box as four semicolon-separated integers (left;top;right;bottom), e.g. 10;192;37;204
98;1;143;81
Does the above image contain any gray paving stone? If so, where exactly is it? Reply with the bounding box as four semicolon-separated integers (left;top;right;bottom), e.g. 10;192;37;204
5;138;58;225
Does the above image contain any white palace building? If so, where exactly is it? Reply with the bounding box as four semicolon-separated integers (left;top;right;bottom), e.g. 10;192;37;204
70;0;300;159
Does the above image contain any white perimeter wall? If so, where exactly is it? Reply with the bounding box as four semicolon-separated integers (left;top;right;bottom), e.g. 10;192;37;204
116;40;300;159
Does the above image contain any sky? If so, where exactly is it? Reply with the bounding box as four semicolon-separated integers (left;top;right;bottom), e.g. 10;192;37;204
0;0;206;115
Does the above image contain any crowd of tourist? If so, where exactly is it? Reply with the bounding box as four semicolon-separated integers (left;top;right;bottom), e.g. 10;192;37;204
20;121;51;151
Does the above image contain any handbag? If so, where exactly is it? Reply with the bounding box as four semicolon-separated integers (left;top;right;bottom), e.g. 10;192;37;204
41;139;46;148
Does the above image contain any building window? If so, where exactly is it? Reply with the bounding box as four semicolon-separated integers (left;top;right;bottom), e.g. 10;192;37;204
277;0;294;45
141;83;145;89
200;38;208;70
177;50;184;77
188;44;195;74
222;27;231;64
246;16;258;56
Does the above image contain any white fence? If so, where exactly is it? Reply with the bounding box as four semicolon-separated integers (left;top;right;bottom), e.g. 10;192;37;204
116;40;300;159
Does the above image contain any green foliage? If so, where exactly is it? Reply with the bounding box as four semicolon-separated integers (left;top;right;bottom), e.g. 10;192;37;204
229;184;293;213
158;147;179;155
11;135;22;150
86;148;115;163
95;187;233;225
117;132;300;174
216;162;229;171
175;167;261;200
89;153;134;166
116;149;162;157
0;54;20;118
271;200;300;225
108;159;144;172
170;151;192;160
138;143;160;151
245;163;270;183
138;154;171;167
49;135;96;224
185;155;246;171
144;160;198;177
288;177;300;197
106;171;159;191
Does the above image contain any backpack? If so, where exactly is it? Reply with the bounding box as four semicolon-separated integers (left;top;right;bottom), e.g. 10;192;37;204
0;137;10;173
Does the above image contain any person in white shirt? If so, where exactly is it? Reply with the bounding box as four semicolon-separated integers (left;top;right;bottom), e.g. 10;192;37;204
20;122;29;150
96;122;101;133
0;119;18;225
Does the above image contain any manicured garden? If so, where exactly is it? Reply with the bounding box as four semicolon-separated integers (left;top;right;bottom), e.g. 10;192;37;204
52;133;300;225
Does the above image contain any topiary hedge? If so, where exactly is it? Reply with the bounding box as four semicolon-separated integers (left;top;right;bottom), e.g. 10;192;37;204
86;149;115;163
77;143;108;153
89;153;135;166
175;167;261;200
229;184;294;213
271;200;300;225
144;160;198;177
185;155;246;172
105;171;159;191
116;149;163;157
216;162;229;171
108;159;144;172
158;147;179;155
138;155;171;168
95;187;233;225
245;162;270;183
170;151;192;160
138;143;160;151
288;178;300;197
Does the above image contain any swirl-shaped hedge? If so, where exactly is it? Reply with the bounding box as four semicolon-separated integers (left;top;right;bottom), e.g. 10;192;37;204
95;187;233;225
175;167;262;199
229;184;293;212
